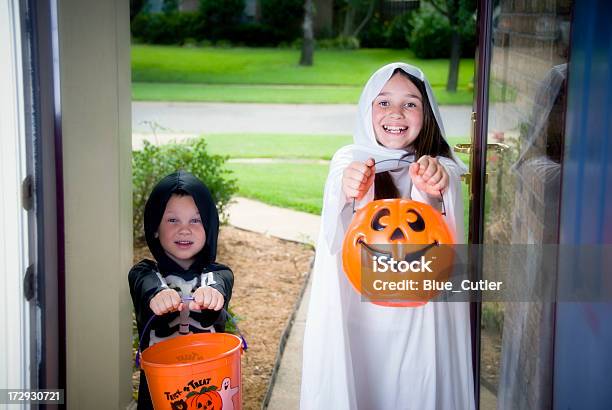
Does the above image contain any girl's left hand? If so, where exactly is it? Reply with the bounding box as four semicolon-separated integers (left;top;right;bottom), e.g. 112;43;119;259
190;286;225;311
409;155;449;197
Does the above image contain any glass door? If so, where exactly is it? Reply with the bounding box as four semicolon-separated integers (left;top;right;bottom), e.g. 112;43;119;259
464;0;574;408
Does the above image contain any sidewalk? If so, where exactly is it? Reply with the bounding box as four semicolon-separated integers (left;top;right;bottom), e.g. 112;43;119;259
227;196;315;408
266;273;311;409
132;102;471;137
227;197;320;245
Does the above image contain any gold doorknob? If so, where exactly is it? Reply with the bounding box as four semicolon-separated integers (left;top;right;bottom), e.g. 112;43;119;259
453;142;510;154
454;143;472;154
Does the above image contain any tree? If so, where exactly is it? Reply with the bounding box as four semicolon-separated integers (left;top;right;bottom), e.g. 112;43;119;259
299;0;315;66
425;0;475;92
342;0;377;38
352;0;376;38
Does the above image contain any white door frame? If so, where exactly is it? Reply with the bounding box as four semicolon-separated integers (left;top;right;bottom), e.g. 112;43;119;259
0;0;31;392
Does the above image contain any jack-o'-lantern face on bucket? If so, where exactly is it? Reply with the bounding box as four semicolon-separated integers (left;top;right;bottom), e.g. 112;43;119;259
189;390;222;409
342;199;455;307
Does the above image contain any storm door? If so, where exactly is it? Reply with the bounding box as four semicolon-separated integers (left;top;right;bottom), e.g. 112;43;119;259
465;1;573;408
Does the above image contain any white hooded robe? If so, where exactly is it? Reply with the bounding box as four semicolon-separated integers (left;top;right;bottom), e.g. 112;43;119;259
300;63;475;410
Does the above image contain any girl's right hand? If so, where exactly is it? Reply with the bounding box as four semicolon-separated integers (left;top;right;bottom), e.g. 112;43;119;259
149;288;183;315
342;158;375;200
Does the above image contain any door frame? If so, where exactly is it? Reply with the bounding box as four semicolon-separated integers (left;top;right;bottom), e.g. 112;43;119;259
18;0;67;395
470;0;495;407
0;0;31;391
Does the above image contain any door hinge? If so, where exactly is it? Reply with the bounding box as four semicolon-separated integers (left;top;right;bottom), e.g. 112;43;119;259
22;175;34;211
24;264;35;301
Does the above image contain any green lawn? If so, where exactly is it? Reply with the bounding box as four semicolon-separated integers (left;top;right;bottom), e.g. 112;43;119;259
227;160;469;239
132;82;473;105
133;83;364;104
204;133;351;159
132;45;475;105
132;45;475;87
205;133;468;161
204;134;470;221
226;162;329;214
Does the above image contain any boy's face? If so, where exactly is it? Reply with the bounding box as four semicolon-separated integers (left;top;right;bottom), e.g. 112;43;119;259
157;194;206;270
372;73;424;150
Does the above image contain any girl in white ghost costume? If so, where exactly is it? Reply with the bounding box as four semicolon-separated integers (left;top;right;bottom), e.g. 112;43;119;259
300;63;474;410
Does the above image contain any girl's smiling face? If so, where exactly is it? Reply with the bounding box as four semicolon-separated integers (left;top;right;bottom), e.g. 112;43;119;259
158;194;206;269
372;73;424;150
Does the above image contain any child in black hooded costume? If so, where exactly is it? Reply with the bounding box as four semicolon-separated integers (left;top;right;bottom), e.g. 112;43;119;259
129;171;234;409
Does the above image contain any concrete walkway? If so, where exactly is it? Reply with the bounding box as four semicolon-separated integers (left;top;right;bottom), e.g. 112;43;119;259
227;196;316;409
266;274;311;409
133;102;472;137
227;197;320;245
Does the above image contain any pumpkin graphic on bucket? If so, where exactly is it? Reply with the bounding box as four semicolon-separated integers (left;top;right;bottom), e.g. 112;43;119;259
141;332;242;409
186;385;221;409
342;198;455;307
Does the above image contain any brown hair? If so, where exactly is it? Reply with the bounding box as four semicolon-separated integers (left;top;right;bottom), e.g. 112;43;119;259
374;68;453;200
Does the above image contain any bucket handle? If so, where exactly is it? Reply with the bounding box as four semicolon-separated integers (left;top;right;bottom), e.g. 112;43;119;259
135;296;248;369
350;157;446;216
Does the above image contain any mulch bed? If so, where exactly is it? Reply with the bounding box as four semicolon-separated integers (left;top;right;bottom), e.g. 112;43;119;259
132;226;314;409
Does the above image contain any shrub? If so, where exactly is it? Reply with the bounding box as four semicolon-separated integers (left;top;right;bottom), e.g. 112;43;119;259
260;0;304;43
357;11;415;49
409;5;476;59
228;22;278;46
131;12;203;45
130;0;312;47
130;11;149;39
385;11;414;49
199;0;245;41
132;139;237;243
214;39;233;48
409;7;452;58
358;13;387;48
317;35;360;50
162;0;179;14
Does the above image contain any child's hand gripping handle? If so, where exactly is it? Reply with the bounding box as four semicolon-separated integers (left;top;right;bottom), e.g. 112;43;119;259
348;157;447;215
342;158;376;201
135;296;248;369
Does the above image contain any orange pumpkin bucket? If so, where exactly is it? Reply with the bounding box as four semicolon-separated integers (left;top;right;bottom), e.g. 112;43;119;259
342;198;455;307
141;332;242;409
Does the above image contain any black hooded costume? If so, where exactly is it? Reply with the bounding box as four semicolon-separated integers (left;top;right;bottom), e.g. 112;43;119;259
128;171;234;409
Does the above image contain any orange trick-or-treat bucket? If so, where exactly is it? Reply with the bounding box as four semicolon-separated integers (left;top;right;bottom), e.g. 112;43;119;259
342;198;455;307
141;332;242;409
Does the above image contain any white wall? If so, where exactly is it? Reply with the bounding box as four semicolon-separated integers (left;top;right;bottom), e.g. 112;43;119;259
57;0;133;407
